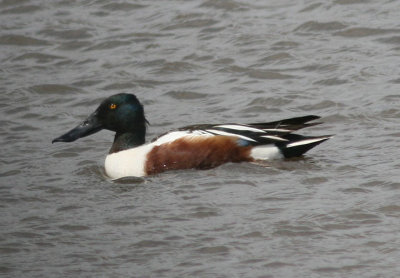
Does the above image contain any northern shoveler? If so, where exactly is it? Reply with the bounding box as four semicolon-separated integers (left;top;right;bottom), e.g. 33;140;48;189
52;93;332;179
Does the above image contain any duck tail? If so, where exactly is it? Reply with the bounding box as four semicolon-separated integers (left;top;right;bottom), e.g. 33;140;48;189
277;134;332;158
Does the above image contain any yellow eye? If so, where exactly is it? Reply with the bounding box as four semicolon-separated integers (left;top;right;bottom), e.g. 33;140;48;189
110;103;117;110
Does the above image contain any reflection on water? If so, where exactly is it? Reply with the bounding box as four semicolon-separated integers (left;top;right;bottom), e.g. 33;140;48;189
1;0;400;277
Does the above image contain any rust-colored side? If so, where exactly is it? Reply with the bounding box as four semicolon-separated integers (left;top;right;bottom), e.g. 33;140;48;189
145;136;253;175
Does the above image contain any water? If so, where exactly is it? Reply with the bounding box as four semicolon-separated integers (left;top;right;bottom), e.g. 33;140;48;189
1;0;400;277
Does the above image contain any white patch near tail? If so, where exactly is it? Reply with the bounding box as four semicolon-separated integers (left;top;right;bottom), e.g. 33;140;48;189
286;136;331;148
250;145;283;160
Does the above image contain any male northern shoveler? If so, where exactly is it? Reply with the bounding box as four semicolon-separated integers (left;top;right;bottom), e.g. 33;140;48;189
52;93;331;179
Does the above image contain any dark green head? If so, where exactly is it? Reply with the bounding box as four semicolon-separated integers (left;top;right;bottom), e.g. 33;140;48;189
95;93;147;133
52;93;148;149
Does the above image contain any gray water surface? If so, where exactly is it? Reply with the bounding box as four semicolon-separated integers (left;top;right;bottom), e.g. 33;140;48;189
1;0;400;277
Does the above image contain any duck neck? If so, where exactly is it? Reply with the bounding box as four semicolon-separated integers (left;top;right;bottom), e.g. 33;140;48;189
109;127;146;154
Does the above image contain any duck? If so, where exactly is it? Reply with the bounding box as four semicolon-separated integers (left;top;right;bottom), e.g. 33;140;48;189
52;93;332;179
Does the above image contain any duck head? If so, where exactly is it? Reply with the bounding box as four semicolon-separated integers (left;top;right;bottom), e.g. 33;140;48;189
52;93;148;152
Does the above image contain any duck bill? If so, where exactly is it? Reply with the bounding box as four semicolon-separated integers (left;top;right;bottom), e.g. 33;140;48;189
52;112;103;143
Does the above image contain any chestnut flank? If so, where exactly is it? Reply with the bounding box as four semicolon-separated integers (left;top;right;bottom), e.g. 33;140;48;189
145;136;253;175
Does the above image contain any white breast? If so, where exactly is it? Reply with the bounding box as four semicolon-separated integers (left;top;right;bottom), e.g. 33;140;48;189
105;144;154;179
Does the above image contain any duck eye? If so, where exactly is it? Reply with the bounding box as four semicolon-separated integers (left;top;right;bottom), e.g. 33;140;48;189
109;103;117;110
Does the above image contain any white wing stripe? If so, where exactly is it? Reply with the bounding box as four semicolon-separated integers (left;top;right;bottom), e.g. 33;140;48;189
215;125;265;133
206;129;257;142
153;131;212;145
260;135;288;142
262;128;291;132
286;137;329;148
